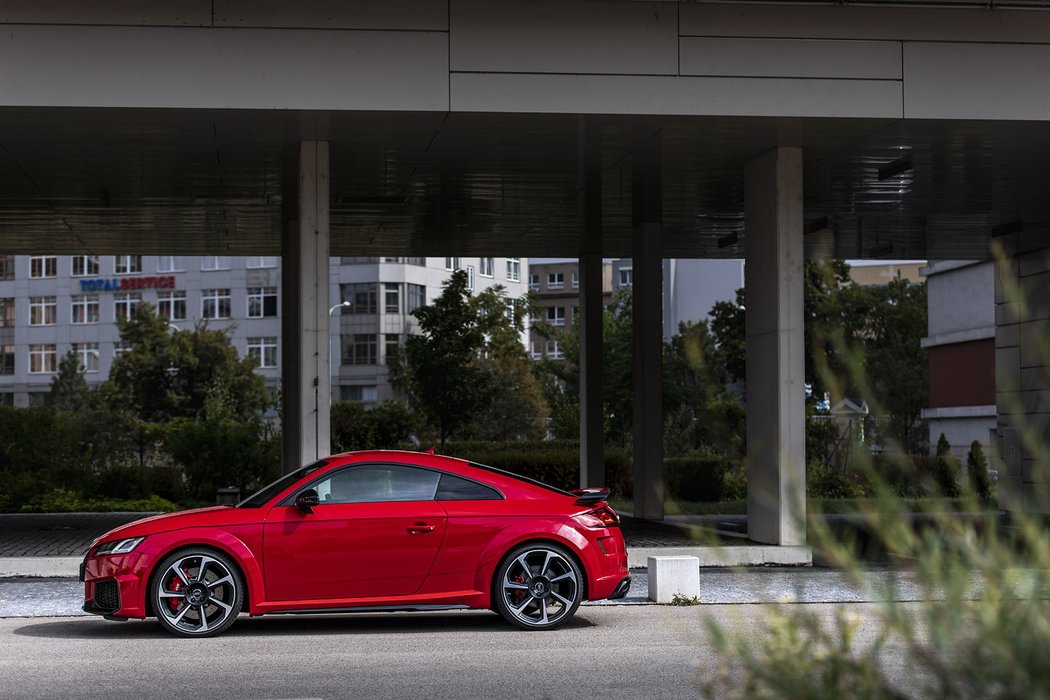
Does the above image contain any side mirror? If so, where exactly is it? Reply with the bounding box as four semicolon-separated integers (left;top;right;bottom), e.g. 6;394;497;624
295;488;320;513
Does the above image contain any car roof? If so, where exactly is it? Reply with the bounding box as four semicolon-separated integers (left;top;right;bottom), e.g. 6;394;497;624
324;449;572;499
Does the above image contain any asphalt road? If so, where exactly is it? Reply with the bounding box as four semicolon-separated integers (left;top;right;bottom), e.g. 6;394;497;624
0;603;921;700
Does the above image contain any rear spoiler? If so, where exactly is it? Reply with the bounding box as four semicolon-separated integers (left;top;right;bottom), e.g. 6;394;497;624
570;488;611;506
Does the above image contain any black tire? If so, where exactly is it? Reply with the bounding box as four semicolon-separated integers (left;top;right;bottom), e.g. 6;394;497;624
493;542;584;631
151;548;244;638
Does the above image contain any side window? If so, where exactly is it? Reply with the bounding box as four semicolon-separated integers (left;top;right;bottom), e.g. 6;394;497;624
314;465;440;504
436;473;502;501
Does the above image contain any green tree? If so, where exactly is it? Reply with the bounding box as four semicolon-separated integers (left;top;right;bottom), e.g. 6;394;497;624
662;320;729;455
107;303;268;423
49;350;91;413
710;262;929;454
395;270;547;447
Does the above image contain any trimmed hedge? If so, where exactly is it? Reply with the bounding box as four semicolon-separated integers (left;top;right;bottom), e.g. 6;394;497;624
666;457;731;502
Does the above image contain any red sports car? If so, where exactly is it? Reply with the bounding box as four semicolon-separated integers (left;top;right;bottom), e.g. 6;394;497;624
80;450;630;637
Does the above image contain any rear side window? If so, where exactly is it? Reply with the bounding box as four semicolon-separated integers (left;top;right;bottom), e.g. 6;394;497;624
437;473;502;501
314;465;440;504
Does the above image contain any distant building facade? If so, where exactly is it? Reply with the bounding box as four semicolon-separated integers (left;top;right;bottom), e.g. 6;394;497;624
920;260;996;459
528;260;612;360
0;254;528;408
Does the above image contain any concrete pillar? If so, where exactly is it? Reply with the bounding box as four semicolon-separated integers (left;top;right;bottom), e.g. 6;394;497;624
632;128;664;521
744;147;806;546
993;229;1050;513
579;122;605;488
281;141;331;471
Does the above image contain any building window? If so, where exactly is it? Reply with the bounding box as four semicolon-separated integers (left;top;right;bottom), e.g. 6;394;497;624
546;340;564;360
71;295;100;324
114;255;142;274
444;257;460;271
572;271;580;289
30;256;57;278
201;289;231;319
385;333;400;362
114;341;132;358
548;272;564;290
157;256;184;272
29;296;57;326
466;265;475;291
341;385;378;403
114;292;142;321
341;283;378;314
0;298;14;327
529;341;543;360
405;257;426;266
247;287;278;318
573;305;579;321
157;291;187;321
479;258;494;277
72;255;100;277
247;337;278;368
29;344;56;374
407;284;426;313
246;256;278;269
619;268;633;286
529;273;540;292
74;342;100;373
201;256;231;271
0;256;13;280
343;334;378;365
506;258;521;282
384;283;400;314
0;345;14;375
546;306;566;327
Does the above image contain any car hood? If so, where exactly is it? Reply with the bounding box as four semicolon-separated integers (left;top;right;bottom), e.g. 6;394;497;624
90;506;260;546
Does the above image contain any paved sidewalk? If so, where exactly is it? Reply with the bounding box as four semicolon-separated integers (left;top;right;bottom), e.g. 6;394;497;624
0;513;156;557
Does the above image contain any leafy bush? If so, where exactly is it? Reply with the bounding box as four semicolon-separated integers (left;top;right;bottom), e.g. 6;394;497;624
666;456;731;502
444;442;631;495
967;440;992;504
807;461;870;500
20;489;177;513
331;400;419;452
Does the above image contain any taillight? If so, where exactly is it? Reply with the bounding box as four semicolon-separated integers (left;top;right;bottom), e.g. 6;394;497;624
574;506;620;529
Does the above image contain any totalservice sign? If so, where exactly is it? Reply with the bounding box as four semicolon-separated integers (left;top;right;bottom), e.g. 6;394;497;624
78;276;177;292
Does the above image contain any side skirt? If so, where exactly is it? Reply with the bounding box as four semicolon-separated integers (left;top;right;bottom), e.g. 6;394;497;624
267;604;473;615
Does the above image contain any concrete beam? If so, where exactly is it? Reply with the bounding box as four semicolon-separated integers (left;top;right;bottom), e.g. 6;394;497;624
744;147;806;546
632;128;664;521
579;121;604;488
282;141;331;471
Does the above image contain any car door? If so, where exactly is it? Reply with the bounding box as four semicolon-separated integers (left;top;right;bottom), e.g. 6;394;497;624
263;463;447;602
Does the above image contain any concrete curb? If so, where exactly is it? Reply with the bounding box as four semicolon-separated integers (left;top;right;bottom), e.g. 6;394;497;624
0;557;81;579
628;545;811;568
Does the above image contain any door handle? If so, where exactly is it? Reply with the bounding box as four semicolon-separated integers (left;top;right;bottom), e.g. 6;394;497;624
407;522;435;535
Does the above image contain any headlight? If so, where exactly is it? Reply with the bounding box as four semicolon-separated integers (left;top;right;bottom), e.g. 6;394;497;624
94;537;145;556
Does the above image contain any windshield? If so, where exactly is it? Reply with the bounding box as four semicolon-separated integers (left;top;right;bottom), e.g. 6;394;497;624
237;461;327;508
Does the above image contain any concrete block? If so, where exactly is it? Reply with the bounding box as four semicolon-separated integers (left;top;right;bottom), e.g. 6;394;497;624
647;555;700;603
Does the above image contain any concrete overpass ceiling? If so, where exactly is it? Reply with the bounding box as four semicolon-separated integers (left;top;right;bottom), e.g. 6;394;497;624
0;107;1047;260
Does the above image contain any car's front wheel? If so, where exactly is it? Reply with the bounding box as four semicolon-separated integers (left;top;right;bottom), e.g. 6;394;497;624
152;549;243;638
494;543;583;630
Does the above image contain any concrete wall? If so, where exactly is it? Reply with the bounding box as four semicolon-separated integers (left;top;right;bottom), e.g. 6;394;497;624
3;2;1050;119
995;237;1050;513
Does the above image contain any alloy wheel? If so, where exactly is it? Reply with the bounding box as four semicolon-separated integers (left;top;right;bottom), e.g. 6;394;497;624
499;547;580;629
155;552;240;636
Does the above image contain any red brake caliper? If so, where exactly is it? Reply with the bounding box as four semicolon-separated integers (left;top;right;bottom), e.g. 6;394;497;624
168;574;184;611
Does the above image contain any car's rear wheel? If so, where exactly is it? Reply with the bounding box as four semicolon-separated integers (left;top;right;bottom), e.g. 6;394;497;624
152;549;243;638
494;543;583;630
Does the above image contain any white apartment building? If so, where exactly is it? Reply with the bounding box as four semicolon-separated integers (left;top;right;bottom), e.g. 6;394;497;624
0;254;528;408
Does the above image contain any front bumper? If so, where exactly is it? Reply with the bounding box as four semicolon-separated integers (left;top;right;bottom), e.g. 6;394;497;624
81;549;153;619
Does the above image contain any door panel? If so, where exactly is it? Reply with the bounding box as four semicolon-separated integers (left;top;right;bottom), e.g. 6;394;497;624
263;501;447;602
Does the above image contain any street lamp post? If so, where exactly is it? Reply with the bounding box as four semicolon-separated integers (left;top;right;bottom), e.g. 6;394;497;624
315;301;352;459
